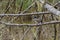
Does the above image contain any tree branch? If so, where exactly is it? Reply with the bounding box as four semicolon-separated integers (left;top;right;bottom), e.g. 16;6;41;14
0;21;60;26
0;12;49;16
39;0;60;16
44;4;60;16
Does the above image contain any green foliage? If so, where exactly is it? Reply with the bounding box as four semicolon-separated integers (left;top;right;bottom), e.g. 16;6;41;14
22;0;33;10
16;0;33;10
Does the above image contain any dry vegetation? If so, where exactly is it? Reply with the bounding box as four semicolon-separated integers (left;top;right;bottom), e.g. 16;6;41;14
0;0;60;40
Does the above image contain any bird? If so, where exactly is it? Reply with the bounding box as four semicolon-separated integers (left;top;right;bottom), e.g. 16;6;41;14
32;15;42;23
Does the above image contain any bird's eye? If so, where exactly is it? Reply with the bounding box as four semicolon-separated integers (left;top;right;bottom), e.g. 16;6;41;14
34;16;37;18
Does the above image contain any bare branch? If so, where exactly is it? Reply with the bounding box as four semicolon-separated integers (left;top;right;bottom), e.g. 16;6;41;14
39;0;45;4
0;21;60;26
0;12;49;16
54;1;60;7
8;2;36;23
44;3;60;16
20;2;35;14
39;0;60;16
20;27;31;40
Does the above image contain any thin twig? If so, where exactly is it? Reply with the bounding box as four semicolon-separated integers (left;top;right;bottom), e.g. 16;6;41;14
18;0;23;13
39;0;60;16
4;0;10;13
5;0;16;13
0;12;49;16
20;2;35;14
34;1;42;40
0;21;60;26
20;27;31;40
44;3;60;16
54;24;57;40
9;2;36;23
53;1;60;7
51;11;57;40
